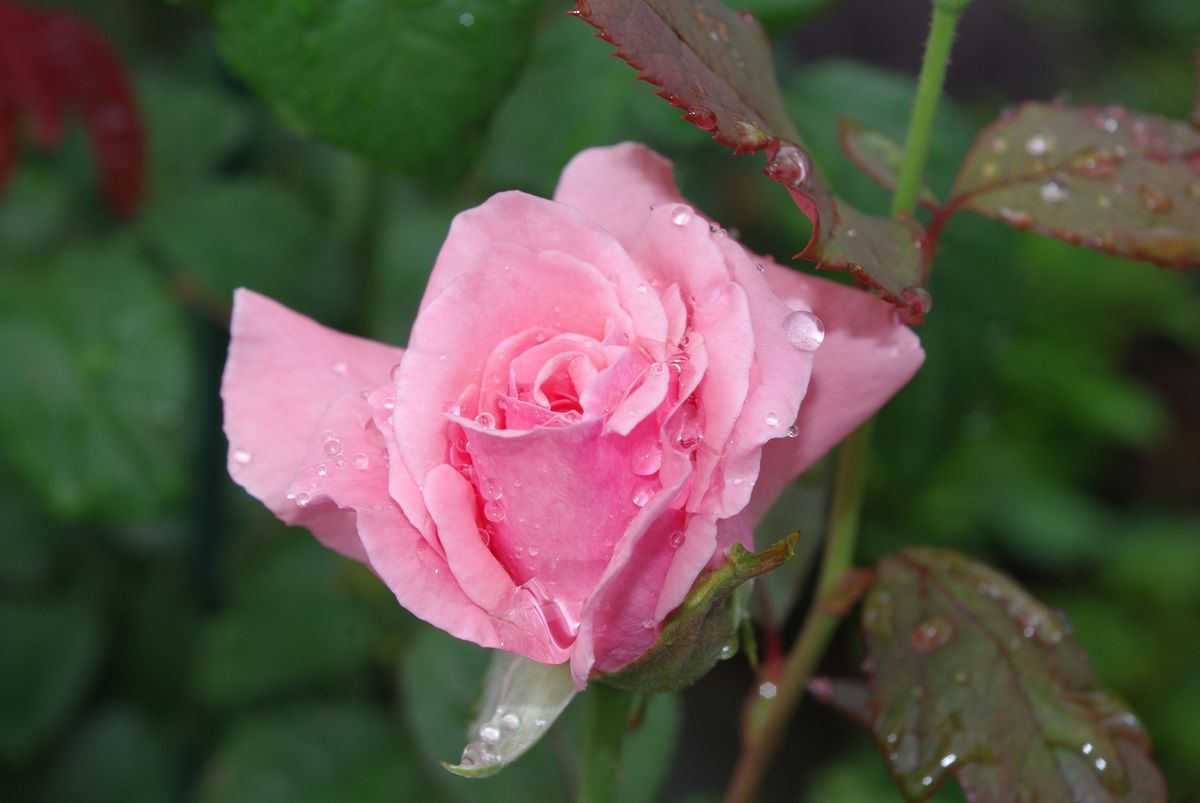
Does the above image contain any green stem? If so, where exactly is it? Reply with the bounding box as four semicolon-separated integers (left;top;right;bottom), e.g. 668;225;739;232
722;421;875;803
724;3;969;800
578;684;633;803
892;0;971;217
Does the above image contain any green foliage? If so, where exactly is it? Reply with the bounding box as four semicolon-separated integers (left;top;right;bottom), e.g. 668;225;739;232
213;0;541;176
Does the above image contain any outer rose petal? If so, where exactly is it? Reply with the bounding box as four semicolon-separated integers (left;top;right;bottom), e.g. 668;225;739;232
553;142;684;249
741;265;925;527
221;290;502;651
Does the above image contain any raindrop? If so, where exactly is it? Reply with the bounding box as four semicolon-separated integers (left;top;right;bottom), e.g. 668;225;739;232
631;482;655;508
534;718;547;728
758;681;778;699
1024;133;1054;156
1095;757;1108;772
231;448;252;465
720;643;734;659
475;411;497;429
999;207;1034;229
498;712;520;731
940;753;957;768
782;309;825;351
1139;185;1173;214
764;411;780;427
323;438;343;457
479;725;501;743
921;776;934;788
632;444;663;476
910;617;954;653
636;283;650;295
478;526;492;547
1040;178;1070;203
481;477;503;501
458;11;474;26
295;491;312;506
669;530;686;549
484;501;506;523
316;464;328;477
642;618;655;629
353;453;369;470
684;106;718;131
786;424;800;438
390;364;403;382
671;206;693;226
1082;742;1094;755
527;546;540;557
764;144;810;189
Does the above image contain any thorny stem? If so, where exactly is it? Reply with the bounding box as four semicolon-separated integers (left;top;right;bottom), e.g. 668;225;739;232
579;684;634;803
723;3;968;801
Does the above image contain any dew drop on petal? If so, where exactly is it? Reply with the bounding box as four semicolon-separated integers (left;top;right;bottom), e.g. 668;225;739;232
382;397;396;410
484;501;506;522
782;310;825;351
353;453;369;470
481;477;503;501
764;411;780;427
316;464;328;477
527;545;539;557
671;206;693;226
669;530;686;549
631;482;655;508
475;412;496;429
1040;178;1069;203
786;424;800;438
642;618;655;629
231;448;252;465
295;491;312;507
323;438;342;457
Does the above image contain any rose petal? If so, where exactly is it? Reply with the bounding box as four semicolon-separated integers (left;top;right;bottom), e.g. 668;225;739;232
554;142;685;250
222;289;403;560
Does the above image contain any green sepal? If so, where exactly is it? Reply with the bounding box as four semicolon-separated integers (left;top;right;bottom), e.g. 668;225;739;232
597;533;801;693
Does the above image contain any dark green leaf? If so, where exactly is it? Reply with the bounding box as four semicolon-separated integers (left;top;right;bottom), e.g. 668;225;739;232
139;179;353;323
0;599;103;763
213;0;540;175
942;102;1200;268
43;705;170;803
138;73;251;190
196;701;431;803
0;243;194;520
815;547;1168;803
572;1;927;319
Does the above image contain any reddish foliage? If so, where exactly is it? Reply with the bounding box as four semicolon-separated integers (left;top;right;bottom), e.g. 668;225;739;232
0;0;143;215
569;0;929;322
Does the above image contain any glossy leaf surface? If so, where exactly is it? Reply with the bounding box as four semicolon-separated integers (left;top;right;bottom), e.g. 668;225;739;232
814;547;1169;803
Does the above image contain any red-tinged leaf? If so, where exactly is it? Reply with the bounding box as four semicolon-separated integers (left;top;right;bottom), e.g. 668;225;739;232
838;118;939;210
31;11;144;216
0;3;67;146
939;102;1200;269
813;546;1168;803
0;80;17;195
570;0;929;322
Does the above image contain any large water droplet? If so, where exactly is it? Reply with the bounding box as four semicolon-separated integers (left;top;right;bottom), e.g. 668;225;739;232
671;205;693;226
479;724;501;743
631;482;655;508
684;105;717;131
475;411;496;429
764;411;780;427
786;424;800;438
481;477;503;501
1040;178;1070;203
758;681;778;699
484;501;506;523
323;437;342;457
669;530;686;549
764;144;810;189
352;453;369;470
632;443;663;476
781;309;825;351
295;491;312;507
499;712;521;731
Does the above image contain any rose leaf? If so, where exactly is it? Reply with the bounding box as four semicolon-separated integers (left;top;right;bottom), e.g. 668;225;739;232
939;102;1200;269
442;650;578;779
213;0;540;176
812;546;1168;803
571;0;929;321
838;118;940;209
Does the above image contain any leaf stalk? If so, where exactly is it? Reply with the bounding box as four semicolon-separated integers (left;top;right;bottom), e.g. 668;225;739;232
578;683;634;803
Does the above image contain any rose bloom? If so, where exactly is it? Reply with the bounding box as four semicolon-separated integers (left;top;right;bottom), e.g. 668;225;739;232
223;144;922;687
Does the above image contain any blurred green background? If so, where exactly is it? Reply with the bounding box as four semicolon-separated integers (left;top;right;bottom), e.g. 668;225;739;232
1;0;1197;801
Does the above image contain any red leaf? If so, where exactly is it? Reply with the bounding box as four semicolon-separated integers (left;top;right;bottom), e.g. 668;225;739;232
813;547;1169;803
0;0;144;216
938;102;1200;269
0;86;17;195
570;0;929;322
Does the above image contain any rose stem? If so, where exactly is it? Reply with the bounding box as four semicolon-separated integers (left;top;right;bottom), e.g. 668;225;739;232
578;683;634;803
722;2;970;801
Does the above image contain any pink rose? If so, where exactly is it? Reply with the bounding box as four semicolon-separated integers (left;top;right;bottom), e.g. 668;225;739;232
222;143;923;687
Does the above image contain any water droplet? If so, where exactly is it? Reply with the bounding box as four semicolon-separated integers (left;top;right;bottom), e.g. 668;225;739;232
481;477;503;501
764;411;780;427
323;438;342;457
458;11;474;26
671;206;693;226
781;310;825;351
940;753;957;768
921;776;934;787
1040;178;1070;203
478;526;492;547
232;448;252;464
720;643;734;659
316;463;328;477
390;364;403;382
758;681;778;699
636;283;650;295
1082;742;1094;755
348;453;367;471
684;105;717;131
1095;757;1108;771
676;427;703;452
500;712;520;731
642;617;655;629
1139;184;1173;213
527;545;539;557
382;397;396;410
765;144;810;189
295;491;312;506
631;482;655;508
1025;133;1054;156
484;501;506;522
475;411;496;429
479;725;501;743
910;617;954;652
999;207;1034;228
786;424;800;438
754;262;764;272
